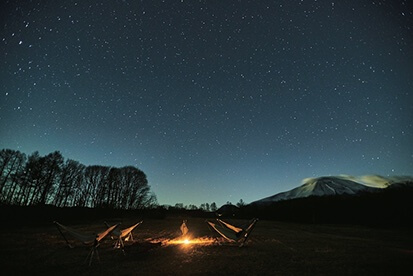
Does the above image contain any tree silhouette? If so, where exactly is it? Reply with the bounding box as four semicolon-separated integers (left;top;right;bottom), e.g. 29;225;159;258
0;148;156;209
236;199;245;207
210;202;217;212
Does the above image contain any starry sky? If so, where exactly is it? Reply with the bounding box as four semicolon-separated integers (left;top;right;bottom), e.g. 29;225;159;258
1;0;413;207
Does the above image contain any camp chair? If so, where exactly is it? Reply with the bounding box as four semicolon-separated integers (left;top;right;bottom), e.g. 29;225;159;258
54;221;119;266
206;218;258;247
104;221;143;249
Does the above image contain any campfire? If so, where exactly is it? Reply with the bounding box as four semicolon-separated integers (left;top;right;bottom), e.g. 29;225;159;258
148;236;217;247
149;220;217;247
165;236;216;246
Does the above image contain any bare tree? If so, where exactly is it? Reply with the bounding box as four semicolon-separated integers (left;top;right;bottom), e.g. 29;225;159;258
20;151;44;205
121;166;152;209
81;165;110;208
0;148;157;210
53;159;84;207
38;151;63;205
0;149;26;204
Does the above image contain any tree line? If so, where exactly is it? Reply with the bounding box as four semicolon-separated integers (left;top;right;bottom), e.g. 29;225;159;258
0;149;157;209
169;202;218;212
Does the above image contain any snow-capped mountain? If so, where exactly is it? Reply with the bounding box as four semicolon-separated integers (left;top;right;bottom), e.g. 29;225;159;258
252;175;413;205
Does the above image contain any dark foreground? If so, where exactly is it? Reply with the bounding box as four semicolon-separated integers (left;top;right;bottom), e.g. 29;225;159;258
1;217;412;275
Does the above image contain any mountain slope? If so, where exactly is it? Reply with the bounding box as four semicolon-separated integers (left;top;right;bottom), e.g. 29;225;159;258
253;176;379;204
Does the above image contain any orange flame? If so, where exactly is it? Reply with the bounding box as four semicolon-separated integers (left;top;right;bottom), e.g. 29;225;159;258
161;236;216;246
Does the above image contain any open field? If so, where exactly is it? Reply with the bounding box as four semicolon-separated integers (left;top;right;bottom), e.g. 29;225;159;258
1;217;412;275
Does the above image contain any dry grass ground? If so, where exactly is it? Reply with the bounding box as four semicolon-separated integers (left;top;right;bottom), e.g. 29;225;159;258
1;217;412;275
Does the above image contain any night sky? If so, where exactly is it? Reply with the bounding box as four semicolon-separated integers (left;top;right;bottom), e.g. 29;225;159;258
1;0;413;207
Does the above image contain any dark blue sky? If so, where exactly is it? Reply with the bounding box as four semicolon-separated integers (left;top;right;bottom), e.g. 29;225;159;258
1;0;413;206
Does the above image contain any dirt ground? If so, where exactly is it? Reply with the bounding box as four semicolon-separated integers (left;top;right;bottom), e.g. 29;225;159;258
1;217;412;275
